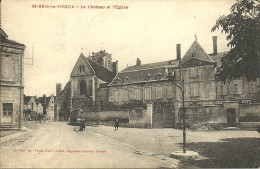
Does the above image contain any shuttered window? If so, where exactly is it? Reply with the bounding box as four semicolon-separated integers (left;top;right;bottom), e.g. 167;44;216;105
217;83;227;95
249;82;257;93
190;67;198;78
134;88;142;100
190;83;199;97
155;86;163;99
166;86;174;98
122;89;129;102
144;87;151;100
115;90;119;102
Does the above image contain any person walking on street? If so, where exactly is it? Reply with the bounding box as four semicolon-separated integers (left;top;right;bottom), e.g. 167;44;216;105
115;118;119;131
79;119;86;131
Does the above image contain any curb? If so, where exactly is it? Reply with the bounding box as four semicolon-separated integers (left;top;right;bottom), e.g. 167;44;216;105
0;127;30;144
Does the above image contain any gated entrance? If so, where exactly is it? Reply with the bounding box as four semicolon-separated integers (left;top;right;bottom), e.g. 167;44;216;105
227;108;236;127
153;102;175;128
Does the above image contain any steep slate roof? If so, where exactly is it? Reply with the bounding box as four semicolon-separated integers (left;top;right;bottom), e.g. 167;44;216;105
85;56;115;83
24;95;31;105
181;40;215;65
109;60;179;86
1;28;25;48
209;51;229;64
38;96;51;109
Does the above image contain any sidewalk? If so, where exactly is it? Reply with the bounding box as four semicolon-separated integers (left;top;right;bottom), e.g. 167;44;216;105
0;127;30;144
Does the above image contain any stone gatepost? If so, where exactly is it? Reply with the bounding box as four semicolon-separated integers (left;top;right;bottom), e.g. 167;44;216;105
146;103;153;128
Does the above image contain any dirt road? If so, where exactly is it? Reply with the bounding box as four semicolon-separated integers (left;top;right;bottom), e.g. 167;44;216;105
0;122;178;168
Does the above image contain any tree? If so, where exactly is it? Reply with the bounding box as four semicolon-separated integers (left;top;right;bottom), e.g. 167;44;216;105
211;0;260;83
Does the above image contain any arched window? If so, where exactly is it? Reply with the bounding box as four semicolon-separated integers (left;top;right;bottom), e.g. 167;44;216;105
79;79;87;96
79;65;85;73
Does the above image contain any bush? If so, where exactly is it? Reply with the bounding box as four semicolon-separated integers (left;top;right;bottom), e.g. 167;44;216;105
188;123;213;131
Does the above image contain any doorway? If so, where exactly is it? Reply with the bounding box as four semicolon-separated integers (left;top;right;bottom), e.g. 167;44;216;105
227;108;236;127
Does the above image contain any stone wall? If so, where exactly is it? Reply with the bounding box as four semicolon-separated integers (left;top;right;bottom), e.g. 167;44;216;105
239;103;260;122
129;104;153;128
80;110;129;123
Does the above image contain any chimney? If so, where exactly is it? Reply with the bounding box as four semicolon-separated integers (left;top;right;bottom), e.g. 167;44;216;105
43;94;46;104
56;83;62;97
136;58;141;66
176;44;181;60
212;36;217;55
113;60;118;74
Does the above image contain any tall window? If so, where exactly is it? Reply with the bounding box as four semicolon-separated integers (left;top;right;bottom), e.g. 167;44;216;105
79;65;85;73
166;86;174;98
134;88;142;100
217;83;227;95
190;67;198;78
79;79;87;96
249;82;257;93
3;103;13;116
115;90;119;102
122;89;129;102
229;80;242;94
155;86;163;99
234;84;239;94
144;87;151;100
190;83;199;97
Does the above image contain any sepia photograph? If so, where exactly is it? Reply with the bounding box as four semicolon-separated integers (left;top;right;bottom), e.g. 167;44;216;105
0;0;259;168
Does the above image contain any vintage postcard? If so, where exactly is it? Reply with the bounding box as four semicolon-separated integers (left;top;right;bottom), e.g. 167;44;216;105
1;0;259;168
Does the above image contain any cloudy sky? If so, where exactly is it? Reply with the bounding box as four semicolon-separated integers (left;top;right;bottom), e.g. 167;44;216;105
2;0;235;96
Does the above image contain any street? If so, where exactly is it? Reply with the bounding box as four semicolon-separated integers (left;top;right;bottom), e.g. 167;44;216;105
1;121;260;168
0;122;178;168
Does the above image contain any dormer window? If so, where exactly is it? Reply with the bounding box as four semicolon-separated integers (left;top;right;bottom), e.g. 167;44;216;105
145;74;152;81
115;77;121;84
123;76;129;83
156;73;163;81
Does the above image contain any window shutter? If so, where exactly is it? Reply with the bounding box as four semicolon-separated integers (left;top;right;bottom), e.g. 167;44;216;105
229;83;234;94
223;84;228;95
195;83;200;96
217;83;221;95
238;80;243;94
190;83;194;97
195;67;198;77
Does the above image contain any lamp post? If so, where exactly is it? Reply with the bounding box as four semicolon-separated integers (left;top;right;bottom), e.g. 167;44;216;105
166;61;186;153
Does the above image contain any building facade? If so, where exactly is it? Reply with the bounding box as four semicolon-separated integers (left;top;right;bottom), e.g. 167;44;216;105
106;36;260;128
0;28;25;127
69;51;117;112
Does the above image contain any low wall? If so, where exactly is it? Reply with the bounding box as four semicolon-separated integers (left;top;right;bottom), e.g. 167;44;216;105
182;105;226;125
239;122;260;130
239;103;260;122
128;104;153;128
81;110;129;124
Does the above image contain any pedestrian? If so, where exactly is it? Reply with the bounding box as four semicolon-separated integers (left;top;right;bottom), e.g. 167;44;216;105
115;118;119;131
79;119;86;131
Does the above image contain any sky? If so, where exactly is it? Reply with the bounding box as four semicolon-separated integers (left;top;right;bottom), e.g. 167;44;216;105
2;0;236;97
